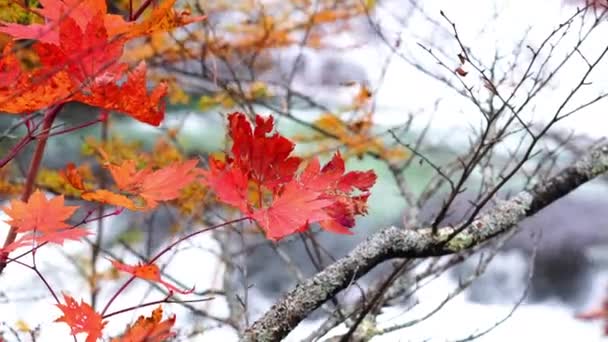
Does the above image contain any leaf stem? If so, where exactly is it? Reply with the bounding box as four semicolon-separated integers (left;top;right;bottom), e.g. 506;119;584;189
100;216;248;315
0;104;63;274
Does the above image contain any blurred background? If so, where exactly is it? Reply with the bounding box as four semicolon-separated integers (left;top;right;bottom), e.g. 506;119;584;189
1;0;608;340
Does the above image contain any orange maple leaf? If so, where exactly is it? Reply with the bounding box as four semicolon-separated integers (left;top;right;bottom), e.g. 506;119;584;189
1;190;88;252
82;189;138;211
79;157;199;210
55;294;107;342
109;259;194;294
112;306;176;342
3;190;78;233
60;163;87;191
138;159;199;209
103;159;150;192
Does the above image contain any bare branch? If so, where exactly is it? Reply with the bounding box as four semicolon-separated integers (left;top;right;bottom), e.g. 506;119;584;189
243;143;608;341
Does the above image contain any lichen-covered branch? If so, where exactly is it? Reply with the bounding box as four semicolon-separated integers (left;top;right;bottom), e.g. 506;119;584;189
243;144;608;342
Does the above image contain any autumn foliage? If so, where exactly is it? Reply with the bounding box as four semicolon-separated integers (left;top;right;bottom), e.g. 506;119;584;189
0;0;377;339
202;113;376;240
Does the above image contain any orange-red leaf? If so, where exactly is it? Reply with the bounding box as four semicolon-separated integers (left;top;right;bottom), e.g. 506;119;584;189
103;159;150;192
203;113;377;240
0;42;73;113
34;13;124;83
78;158;199;210
3;190;78;233
252;181;332;240
112;306;176;342
138;159;199;209
61;163;86;191
73;62;167;126
82;190;137;211
455;66;468;77
1;228;91;254
199;158;250;214
55;294;106;342
110;259;194;294
114;0;206;39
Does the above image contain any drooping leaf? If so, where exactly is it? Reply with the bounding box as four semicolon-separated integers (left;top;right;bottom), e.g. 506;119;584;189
60;163;86;191
298;153;376;234
55;294;106;342
112;306;176;342
82;189;137;210
109;259;194;294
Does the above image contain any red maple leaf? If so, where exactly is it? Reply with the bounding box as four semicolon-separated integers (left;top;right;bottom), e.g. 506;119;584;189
200;158;250;214
0;0;204;126
228;113;302;191
252;181;333;240
55;294;107;342
34;13;124;83
109;259;194;294
112;306;176;342
202;113;377;240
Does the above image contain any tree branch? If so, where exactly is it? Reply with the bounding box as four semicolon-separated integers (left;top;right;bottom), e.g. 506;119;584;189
243;143;608;341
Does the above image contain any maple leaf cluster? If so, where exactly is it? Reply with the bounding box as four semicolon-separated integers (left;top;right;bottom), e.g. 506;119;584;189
0;112;377;340
70;154;200;211
202;112;377;240
55;294;175;342
0;0;205;125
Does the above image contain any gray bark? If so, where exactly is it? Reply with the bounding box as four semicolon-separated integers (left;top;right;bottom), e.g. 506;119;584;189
243;144;608;342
